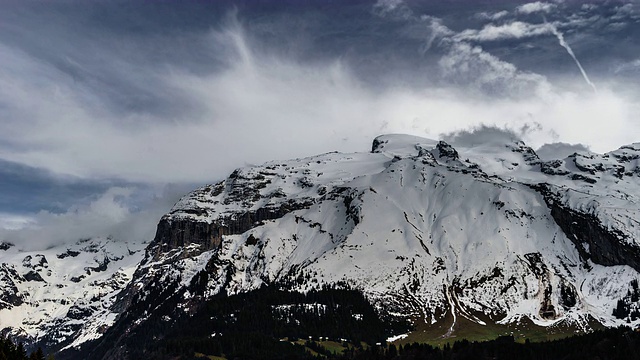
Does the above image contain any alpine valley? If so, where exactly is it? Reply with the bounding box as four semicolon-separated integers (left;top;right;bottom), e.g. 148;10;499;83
2;134;640;359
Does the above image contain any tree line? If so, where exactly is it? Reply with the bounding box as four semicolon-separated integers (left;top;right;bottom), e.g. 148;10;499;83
0;337;52;360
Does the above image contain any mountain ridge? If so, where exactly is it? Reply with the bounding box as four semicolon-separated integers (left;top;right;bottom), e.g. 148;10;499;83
2;134;640;358
111;134;640;340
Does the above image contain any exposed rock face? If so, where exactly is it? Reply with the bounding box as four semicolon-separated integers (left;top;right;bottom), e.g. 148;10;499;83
152;219;224;256
436;141;460;161
24;270;45;282
542;189;640;271
509;141;540;165
540;160;570;176
151;202;314;259
0;264;25;309
523;253;555;319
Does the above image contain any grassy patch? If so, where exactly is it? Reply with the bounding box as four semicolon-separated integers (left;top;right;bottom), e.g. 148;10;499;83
292;339;368;357
391;309;603;348
194;352;227;360
317;340;348;354
399;311;512;347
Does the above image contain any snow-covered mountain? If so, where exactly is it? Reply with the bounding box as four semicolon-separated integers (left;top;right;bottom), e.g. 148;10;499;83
0;237;145;350
3;134;640;357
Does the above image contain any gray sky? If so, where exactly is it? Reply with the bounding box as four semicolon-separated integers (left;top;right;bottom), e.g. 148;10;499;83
1;0;639;249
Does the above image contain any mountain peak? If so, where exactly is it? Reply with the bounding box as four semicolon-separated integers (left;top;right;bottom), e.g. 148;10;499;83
371;134;439;156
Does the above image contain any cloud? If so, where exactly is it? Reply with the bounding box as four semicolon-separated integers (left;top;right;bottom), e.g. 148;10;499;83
442;126;592;161
0;213;33;231
615;59;640;74
0;185;188;251
0;6;638;188
418;15;455;53
546;22;598;93
455;21;555;42
0;23;375;183
536;142;590;160
474;10;510;21
373;0;412;19
442;125;522;147
374;0;404;12
0;11;545;184
0;158;132;215
517;2;557;15
438;41;552;97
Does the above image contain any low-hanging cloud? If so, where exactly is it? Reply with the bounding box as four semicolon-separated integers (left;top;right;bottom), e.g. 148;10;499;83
442;125;522;148
0;185;189;251
536;142;590;160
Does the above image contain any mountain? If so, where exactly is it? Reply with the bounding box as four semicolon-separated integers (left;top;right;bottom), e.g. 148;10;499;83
3;134;640;358
0;237;145;351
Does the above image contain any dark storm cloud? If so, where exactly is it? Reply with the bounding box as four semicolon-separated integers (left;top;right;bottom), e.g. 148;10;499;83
0;158;123;214
0;1;234;120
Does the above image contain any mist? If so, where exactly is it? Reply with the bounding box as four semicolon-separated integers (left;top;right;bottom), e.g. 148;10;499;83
0;184;192;251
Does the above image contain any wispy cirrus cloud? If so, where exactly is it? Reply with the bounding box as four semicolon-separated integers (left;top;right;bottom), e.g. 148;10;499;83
474;10;510;21
454;21;555;42
438;41;552;97
615;59;640;73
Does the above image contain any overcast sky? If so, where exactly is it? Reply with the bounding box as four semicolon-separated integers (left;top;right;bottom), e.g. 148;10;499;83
1;0;639;249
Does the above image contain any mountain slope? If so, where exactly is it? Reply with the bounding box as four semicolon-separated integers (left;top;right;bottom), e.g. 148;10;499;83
0;238;145;351
76;134;640;358
4;134;640;358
